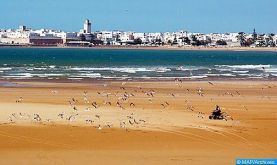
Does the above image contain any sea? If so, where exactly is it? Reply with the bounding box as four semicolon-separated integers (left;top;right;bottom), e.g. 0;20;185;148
0;47;277;80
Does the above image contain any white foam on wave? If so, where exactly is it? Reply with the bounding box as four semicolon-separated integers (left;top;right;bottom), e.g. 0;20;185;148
189;75;208;79
264;68;277;73
205;73;236;77
155;68;171;73
79;73;101;78
0;67;12;71
217;65;271;69
34;68;48;70
70;67;170;73
49;65;56;69
3;73;66;78
34;73;66;77
2;73;33;78
232;70;249;73
176;66;210;71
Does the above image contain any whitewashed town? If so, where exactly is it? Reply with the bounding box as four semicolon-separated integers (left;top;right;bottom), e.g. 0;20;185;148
0;19;277;48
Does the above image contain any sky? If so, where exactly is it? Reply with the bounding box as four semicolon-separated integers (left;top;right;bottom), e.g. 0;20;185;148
0;0;276;33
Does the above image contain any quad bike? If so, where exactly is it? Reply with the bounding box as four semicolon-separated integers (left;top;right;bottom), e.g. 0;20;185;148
209;112;228;120
209;107;233;121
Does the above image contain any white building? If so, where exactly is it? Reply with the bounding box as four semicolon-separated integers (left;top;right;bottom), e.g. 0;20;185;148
81;19;92;34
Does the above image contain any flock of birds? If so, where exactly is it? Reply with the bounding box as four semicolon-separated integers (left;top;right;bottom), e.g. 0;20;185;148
7;80;276;130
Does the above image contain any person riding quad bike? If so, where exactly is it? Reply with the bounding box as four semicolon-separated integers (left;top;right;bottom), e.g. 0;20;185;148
209;105;224;120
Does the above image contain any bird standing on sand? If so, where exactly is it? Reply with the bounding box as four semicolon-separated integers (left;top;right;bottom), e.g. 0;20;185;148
34;114;41;122
67;114;78;122
92;102;98;109
130;103;135;107
95;115;100;120
58;113;64;119
16;97;23;103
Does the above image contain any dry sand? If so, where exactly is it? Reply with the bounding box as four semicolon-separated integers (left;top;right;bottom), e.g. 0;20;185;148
0;80;276;165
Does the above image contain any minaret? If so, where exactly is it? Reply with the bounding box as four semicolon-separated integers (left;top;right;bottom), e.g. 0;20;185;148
84;19;92;34
253;28;257;40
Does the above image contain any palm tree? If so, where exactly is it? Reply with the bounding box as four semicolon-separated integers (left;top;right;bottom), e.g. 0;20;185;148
237;32;246;46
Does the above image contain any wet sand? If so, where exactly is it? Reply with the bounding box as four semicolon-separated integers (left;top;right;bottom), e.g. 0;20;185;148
0;80;276;164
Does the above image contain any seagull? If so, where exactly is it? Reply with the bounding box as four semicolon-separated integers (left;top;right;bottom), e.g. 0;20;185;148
16;97;23;103
84;97;89;104
67;114;78;122
129;120;134;125
92;102;98;109
58;113;64;119
86;119;93;124
72;98;78;104
134;119;139;124
51;90;58;94
139;119;146;123
104;101;112;106
34;114;41;122
84;107;91;112
97;125;102;130
95;115;100;120
130;103;135;107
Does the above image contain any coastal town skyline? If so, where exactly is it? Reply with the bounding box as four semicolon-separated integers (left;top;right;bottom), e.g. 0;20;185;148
1;19;276;48
1;0;277;33
0;20;275;34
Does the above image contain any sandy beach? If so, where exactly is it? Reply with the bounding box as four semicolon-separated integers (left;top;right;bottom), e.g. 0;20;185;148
0;80;276;164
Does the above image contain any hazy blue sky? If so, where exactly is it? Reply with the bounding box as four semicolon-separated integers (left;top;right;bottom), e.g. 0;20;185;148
0;0;276;33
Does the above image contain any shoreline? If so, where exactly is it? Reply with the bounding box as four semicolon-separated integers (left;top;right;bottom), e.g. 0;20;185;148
1;45;277;52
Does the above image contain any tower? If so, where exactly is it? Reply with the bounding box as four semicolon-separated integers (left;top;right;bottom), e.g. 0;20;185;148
83;19;92;34
19;25;26;32
253;28;257;40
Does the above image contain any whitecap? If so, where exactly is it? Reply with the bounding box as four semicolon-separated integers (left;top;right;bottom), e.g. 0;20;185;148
0;67;12;71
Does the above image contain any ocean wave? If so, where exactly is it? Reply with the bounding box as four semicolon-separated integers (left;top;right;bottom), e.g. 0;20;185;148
264;68;277;73
2;73;33;78
34;67;48;70
1;64;277;80
0;67;12;71
69;67;170;73
216;65;271;69
205;73;236;77
78;73;102;78
231;70;249;73
34;73;66;77
175;66;210;71
189;75;208;79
